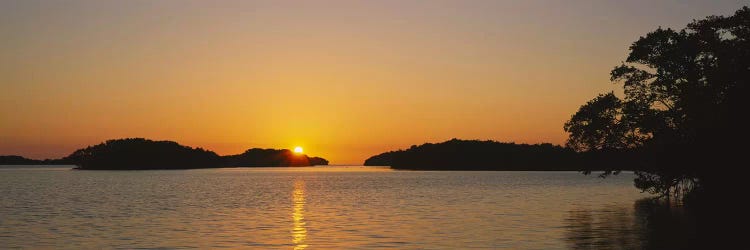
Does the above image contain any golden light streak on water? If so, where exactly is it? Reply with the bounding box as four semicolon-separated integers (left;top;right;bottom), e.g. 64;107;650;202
292;180;308;250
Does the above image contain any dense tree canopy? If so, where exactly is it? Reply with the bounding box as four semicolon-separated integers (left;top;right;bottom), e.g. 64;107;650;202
0;138;329;169
364;139;580;171
0;155;45;165
66;138;224;170
223;148;328;167
565;7;749;200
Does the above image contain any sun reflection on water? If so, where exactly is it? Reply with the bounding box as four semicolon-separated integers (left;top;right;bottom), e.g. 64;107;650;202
292;180;308;249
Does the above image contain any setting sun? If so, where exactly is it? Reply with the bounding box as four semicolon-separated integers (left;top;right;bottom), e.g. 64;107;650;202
294;147;304;154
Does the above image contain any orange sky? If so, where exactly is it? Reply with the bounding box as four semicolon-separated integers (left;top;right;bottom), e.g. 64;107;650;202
1;1;745;164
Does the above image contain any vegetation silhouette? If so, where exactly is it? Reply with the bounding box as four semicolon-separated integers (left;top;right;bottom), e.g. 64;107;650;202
364;139;582;170
223;148;328;167
0;155;71;165
64;138;223;170
564;6;749;204
0;155;45;165
0;138;328;170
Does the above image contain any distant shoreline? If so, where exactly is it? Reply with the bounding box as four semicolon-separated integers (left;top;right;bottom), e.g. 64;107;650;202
363;139;634;172
1;138;329;170
0;164;634;175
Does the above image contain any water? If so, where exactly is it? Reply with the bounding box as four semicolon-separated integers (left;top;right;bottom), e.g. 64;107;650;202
0;166;694;249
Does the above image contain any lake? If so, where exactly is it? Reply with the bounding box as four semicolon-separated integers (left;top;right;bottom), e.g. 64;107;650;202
0;166;695;249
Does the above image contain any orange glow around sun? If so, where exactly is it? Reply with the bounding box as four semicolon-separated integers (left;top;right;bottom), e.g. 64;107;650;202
6;0;713;164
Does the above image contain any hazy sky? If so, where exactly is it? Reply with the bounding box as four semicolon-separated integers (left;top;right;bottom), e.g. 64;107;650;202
1;0;746;164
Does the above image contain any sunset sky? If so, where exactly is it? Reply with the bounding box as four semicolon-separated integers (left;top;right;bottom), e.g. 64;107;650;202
1;0;745;164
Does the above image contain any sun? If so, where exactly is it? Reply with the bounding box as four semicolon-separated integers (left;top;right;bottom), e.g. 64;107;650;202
293;146;303;154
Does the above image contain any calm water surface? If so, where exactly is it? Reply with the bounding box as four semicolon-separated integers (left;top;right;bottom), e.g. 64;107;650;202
0;166;693;249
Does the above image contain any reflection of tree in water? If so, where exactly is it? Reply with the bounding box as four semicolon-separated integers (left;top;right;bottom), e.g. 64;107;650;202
564;205;644;248
564;198;697;249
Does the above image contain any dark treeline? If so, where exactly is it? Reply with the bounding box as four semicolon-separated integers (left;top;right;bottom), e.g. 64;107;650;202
363;139;647;171
65;138;223;170
364;139;597;171
0;138;328;170
223;148;329;167
0;155;67;165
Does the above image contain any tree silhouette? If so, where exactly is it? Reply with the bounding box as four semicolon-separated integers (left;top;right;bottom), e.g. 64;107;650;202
34;138;330;170
0;155;43;165
223;148;329;167
364;139;580;171
564;92;643;152
1;139;330;169
565;7;750;201
66;138;224;170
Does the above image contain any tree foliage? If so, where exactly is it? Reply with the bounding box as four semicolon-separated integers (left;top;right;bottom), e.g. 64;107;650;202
59;138;328;169
565;7;750;200
67;138;224;170
223;148;328;167
364;139;579;171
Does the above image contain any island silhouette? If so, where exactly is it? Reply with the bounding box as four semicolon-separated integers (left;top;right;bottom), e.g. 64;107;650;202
364;139;585;171
0;138;328;170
